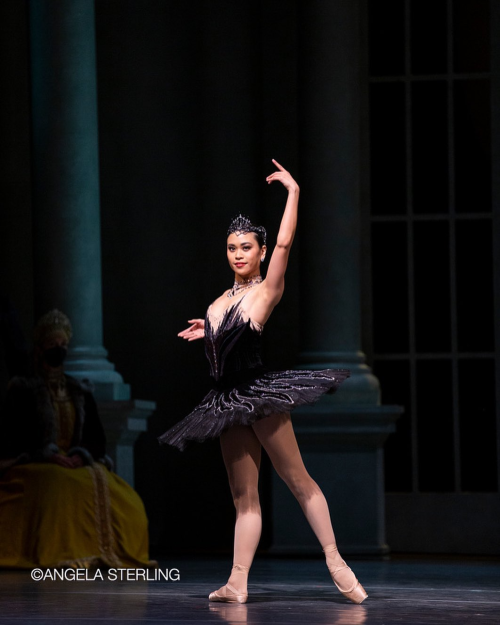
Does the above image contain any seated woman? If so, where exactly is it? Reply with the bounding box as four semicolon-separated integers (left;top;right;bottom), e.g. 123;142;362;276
0;309;154;569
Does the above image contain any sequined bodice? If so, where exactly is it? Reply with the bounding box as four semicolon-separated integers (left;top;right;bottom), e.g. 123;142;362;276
205;297;263;383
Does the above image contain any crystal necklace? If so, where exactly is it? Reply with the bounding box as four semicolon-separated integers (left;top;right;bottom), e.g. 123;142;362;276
227;275;263;298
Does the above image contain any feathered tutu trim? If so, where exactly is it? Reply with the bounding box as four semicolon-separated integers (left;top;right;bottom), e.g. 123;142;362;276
158;368;350;451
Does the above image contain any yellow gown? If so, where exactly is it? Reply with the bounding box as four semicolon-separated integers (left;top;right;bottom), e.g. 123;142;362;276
0;380;154;569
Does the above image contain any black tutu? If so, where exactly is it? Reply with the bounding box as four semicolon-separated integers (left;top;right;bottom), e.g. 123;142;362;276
159;296;350;451
158;367;350;451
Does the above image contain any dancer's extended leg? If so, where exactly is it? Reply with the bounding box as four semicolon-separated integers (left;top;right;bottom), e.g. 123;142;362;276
252;413;367;603
209;424;262;603
253;413;334;542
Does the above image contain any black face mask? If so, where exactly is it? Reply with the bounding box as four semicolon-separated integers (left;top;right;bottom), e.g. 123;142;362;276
43;346;67;368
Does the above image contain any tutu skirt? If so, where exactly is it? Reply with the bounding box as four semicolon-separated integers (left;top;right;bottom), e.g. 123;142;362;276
159;368;350;451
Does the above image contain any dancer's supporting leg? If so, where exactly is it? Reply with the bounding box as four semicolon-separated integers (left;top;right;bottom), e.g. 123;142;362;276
252;412;367;603
209;424;262;602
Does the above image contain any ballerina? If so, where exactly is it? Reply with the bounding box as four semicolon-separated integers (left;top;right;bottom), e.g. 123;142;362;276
159;159;367;604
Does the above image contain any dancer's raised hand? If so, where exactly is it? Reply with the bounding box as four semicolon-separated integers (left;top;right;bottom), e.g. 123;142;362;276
266;159;299;193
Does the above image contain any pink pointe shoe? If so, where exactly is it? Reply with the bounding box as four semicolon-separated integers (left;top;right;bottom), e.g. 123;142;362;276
208;564;249;604
323;544;368;604
208;582;248;604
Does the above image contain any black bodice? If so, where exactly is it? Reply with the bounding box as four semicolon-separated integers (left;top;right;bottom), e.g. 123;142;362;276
204;299;264;386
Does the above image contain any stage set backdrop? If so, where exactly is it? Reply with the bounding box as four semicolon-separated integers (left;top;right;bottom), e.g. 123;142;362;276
1;0;499;557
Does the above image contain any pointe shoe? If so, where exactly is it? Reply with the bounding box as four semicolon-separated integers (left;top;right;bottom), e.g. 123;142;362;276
323;545;368;604
208;582;248;604
209;564;249;604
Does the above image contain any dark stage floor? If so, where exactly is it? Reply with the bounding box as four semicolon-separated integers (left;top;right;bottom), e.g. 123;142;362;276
1;556;499;624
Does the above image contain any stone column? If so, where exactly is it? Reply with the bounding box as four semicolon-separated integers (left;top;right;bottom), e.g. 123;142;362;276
28;0;156;483
298;0;377;401
29;0;128;401
270;0;403;555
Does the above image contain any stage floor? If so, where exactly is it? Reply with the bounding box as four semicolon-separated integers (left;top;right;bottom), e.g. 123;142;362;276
1;556;499;624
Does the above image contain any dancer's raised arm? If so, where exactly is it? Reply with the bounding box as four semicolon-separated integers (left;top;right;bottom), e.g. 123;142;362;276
263;159;299;304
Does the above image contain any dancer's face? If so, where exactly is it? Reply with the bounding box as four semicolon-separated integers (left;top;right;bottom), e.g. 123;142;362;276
227;232;266;279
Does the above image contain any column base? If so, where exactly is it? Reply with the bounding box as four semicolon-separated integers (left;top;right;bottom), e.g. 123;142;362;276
65;345;131;400
299;350;381;404
269;403;403;556
96;399;156;486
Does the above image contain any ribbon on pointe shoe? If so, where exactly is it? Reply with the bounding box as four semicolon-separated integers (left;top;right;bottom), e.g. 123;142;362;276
208;564;249;604
323;544;368;604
